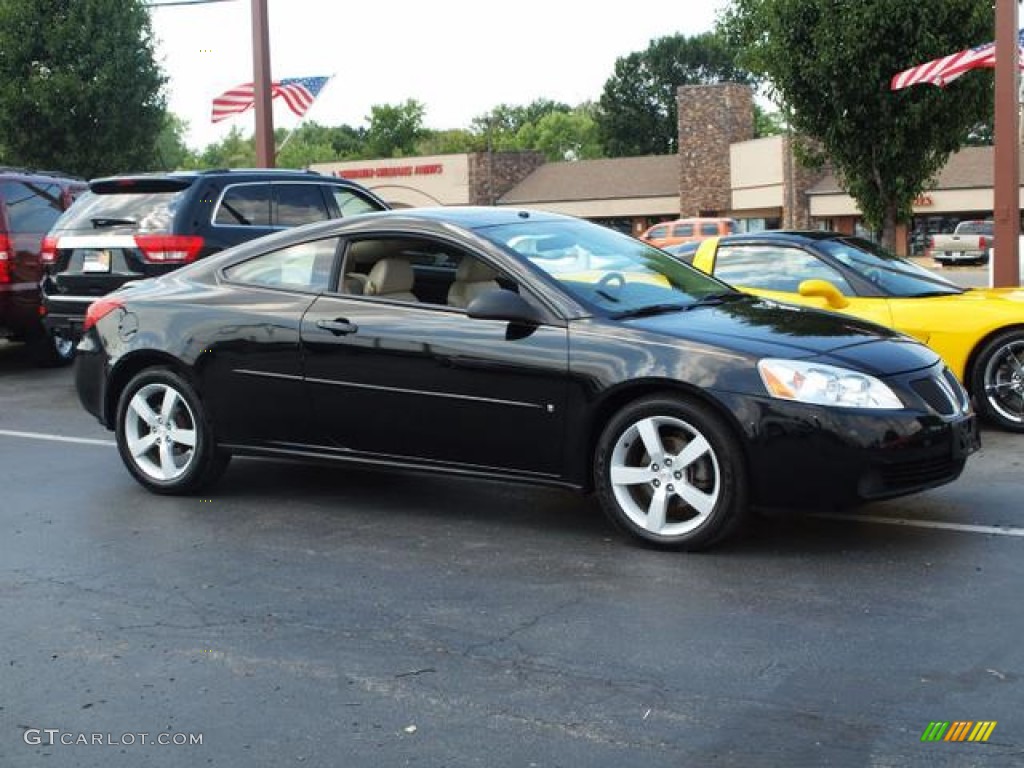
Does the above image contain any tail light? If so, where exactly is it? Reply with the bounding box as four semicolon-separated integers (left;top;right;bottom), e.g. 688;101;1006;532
979;236;987;250
0;234;10;284
41;235;58;266
83;296;125;332
133;234;204;264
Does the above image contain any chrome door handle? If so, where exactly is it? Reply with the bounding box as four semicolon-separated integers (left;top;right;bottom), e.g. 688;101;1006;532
316;318;358;336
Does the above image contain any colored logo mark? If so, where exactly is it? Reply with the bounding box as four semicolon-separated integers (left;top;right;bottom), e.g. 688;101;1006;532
921;721;997;742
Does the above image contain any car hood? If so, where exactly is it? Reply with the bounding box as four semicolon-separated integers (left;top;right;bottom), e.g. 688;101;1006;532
960;286;1024;303
614;297;940;376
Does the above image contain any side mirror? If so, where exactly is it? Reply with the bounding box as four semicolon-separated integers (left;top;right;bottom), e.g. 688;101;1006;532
466;289;543;325
798;279;849;309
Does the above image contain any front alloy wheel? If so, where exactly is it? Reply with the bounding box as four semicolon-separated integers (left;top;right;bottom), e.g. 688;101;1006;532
972;329;1024;432
116;368;230;493
595;396;747;550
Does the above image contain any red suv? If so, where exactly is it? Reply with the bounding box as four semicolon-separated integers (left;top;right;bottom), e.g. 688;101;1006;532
0;167;87;365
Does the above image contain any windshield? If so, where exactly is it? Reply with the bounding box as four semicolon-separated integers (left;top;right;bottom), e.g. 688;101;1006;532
818;237;963;297
480;219;736;315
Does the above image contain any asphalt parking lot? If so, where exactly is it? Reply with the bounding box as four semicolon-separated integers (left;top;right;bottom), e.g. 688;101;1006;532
1;263;1022;766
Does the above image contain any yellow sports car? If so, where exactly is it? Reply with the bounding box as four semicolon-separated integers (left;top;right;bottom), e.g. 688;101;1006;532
690;231;1024;431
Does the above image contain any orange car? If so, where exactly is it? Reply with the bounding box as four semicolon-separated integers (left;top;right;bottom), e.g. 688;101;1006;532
640;217;737;248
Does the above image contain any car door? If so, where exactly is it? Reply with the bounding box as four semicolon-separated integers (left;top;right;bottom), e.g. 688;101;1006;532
300;236;569;478
695;241;895;329
1;179;63;293
201;236;341;446
209;182;277;249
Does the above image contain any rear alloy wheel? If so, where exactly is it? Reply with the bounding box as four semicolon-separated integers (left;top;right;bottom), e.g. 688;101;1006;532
115;368;231;493
971;329;1024;432
595;396;748;550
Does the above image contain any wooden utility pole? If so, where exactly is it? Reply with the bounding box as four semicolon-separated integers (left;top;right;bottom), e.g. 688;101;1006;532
252;0;274;167
992;0;1020;286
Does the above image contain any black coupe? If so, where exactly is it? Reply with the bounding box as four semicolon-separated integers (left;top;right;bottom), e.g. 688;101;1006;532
75;208;979;550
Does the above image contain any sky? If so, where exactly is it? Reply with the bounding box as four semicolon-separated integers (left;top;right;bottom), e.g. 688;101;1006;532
149;0;730;150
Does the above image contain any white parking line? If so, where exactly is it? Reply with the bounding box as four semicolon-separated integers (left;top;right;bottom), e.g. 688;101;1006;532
812;512;1024;538
0;428;116;447
0;428;1020;539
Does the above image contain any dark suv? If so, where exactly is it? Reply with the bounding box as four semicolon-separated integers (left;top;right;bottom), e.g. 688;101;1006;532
41;168;388;345
0;167;87;365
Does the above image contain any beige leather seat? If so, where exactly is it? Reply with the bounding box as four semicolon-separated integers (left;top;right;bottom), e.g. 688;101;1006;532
448;259;500;308
343;273;368;295
364;258;417;302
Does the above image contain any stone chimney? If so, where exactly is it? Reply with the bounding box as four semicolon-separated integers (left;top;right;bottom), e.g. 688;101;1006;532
677;83;755;216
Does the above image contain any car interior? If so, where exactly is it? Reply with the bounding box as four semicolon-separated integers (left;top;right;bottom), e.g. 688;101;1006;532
340;237;511;308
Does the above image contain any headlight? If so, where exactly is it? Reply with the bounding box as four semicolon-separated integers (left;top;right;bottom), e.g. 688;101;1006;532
757;359;904;410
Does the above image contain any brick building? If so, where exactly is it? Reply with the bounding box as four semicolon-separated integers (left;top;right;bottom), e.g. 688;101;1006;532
314;83;1012;256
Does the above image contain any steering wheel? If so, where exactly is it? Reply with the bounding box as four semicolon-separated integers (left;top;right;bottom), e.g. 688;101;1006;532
595;272;626;301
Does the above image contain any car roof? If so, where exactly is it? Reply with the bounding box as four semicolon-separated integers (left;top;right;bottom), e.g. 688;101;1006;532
88;168;351;185
329;206;570;231
386;206;564;227
714;230;846;245
0;165;84;183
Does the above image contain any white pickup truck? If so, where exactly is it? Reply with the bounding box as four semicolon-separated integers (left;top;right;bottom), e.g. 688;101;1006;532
928;220;993;264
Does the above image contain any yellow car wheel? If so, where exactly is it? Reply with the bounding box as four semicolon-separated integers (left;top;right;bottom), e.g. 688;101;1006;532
970;329;1024;433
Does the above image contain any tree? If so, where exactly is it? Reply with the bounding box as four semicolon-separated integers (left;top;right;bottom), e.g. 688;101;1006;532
596;32;755;157
0;0;166;177
192;127;256;169
364;99;427;158
276;122;365;168
754;105;787;138
154;113;194;171
514;105;604;161
471;99;572;149
721;0;992;246
280;121;366;159
415;128;481;156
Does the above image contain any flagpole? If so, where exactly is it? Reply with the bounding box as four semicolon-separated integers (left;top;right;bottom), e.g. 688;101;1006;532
992;0;1020;287
276;74;335;158
252;0;275;168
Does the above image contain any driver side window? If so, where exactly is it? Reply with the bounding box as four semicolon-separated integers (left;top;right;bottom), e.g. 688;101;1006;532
336;236;516;309
714;245;853;294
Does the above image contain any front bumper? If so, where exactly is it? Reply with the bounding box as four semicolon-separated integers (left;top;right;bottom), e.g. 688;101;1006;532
717;391;979;510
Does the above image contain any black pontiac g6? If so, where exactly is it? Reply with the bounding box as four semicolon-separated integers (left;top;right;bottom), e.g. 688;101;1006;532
74;208;980;550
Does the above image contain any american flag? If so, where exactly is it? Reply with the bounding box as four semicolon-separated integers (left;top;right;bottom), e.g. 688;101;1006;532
211;76;330;123
890;30;1024;90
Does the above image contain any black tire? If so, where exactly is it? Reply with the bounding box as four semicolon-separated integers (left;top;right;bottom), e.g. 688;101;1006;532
969;329;1024;432
115;367;231;494
26;326;75;367
594;395;748;551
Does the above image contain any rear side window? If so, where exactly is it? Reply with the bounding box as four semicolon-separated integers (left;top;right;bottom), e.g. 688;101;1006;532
274;183;330;226
331;187;381;217
700;222;721;236
50;188;188;233
672;223;695;237
215;184;272;226
0;181;64;233
647;225;668;239
224;237;340;292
